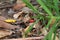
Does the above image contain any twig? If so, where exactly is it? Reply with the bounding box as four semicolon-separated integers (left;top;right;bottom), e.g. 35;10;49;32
3;36;44;40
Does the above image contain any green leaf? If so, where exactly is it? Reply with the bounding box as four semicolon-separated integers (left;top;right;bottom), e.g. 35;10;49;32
53;30;57;40
53;0;59;16
37;0;53;16
45;18;53;28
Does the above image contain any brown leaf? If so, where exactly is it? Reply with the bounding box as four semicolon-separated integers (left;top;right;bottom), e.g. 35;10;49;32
13;3;26;10
0;30;12;38
0;20;20;29
50;18;56;27
23;14;31;23
0;16;20;29
0;16;6;21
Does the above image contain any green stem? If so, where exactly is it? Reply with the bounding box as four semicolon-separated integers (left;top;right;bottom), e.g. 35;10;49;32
37;0;53;16
53;28;57;40
45;18;52;28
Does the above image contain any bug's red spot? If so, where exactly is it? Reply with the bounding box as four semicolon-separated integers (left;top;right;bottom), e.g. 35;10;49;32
29;19;35;23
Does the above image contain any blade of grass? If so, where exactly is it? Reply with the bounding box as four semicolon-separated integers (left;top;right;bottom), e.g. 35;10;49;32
22;0;44;20
42;0;54;9
59;33;60;40
53;0;59;16
45;18;53;28
44;19;58;40
22;0;42;16
53;29;57;40
37;0;53;16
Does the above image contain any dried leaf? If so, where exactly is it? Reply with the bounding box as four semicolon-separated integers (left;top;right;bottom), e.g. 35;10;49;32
0;30;12;38
13;3;26;10
0;16;6;21
41;27;48;36
0;20;20;29
23;14;31;23
13;11;23;19
50;18;56;27
21;7;32;13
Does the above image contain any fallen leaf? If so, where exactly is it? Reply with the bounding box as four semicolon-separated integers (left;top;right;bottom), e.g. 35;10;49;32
13;3;26;10
23;14;31;23
0;30;12;38
0;20;20;29
0;16;6;21
13;11;23;19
